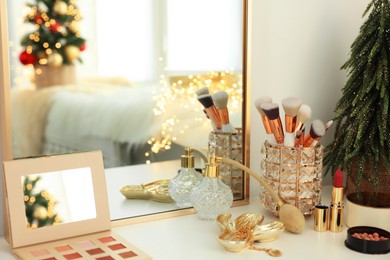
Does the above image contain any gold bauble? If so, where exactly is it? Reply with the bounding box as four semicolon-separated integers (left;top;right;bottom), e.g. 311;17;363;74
64;45;80;62
47;52;63;67
33;206;48;220
53;1;68;15
68;21;80;34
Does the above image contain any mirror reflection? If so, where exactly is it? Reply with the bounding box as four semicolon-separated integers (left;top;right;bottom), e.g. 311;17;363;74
8;0;243;168
23;167;96;229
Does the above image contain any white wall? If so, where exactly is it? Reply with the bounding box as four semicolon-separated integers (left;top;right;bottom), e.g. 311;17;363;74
249;0;370;197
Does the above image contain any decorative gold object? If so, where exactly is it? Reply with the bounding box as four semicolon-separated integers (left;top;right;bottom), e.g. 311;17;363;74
208;128;243;199
260;141;323;216
216;213;284;256
120;180;174;203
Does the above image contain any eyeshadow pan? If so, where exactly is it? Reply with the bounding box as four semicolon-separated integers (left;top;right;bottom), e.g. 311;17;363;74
31;249;50;257
74;240;95;249
63;252;82;259
98;236;116;243
96;256;115;260
55;245;73;252
119;251;138;258
108;243;126;251
87;248;105;255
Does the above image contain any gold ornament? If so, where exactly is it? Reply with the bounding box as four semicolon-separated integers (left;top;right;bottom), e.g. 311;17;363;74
68;21;80;34
33;205;48;220
47;52;63;67
64;45;80;62
53;1;68;15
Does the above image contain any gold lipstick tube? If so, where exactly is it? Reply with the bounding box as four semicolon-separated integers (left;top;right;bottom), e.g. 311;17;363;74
314;205;329;232
269;118;284;144
218;107;229;125
205;107;222;130
329;187;344;232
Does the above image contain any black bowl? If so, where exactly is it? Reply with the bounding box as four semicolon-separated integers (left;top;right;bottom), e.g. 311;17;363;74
345;226;390;254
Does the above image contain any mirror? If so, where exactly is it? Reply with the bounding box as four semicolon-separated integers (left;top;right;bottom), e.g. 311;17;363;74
23;167;96;229
0;0;250;223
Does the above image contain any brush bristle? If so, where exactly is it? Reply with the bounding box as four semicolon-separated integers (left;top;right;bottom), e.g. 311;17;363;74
282;97;302;116
254;96;272;115
260;103;280;120
325;120;334;130
296;104;311;123
212;91;229;109
310;119;325;138
195;87;209;97
197;94;214;108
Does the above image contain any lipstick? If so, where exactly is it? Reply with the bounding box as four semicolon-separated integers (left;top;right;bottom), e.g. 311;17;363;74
260;103;284;145
329;169;344;232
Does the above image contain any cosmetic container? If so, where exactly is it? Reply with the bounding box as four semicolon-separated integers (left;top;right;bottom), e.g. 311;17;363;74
260;141;323;216
168;147;203;208
190;160;233;220
208;128;243;199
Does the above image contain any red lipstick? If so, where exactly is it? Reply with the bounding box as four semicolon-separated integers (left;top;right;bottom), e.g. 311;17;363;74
330;169;344;232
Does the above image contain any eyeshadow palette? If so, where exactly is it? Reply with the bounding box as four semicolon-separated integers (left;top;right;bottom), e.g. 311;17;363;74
14;231;150;260
2;151;152;260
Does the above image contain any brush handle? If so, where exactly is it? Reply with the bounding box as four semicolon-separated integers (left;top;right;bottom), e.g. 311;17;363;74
266;134;277;145
284;133;295;147
221;157;282;206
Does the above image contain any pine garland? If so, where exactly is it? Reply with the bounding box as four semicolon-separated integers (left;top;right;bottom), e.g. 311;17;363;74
324;0;390;189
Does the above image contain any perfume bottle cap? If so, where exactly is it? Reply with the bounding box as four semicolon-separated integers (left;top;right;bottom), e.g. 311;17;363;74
205;163;219;178
181;155;194;168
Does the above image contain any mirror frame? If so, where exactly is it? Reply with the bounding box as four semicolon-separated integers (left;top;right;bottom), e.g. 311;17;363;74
0;0;251;227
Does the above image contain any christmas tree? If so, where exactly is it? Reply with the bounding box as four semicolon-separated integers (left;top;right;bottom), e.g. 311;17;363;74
19;0;86;67
24;176;62;228
324;0;390;191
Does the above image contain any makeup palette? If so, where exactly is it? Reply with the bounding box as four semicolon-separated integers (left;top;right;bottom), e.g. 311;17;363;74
2;151;151;260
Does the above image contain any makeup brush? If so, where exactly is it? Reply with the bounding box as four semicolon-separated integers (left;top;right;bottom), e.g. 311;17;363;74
195;87;209;97
282;97;302;147
203;109;218;132
325;120;333;132
294;104;312;133
254;96;276;145
260;103;284;145
212;91;235;133
303;119;325;147
197;94;222;131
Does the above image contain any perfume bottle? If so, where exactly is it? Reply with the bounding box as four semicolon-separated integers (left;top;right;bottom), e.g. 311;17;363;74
168;147;204;208
190;158;233;220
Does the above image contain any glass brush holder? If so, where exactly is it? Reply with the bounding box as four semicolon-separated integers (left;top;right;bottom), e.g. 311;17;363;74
208;128;243;199
260;141;323;216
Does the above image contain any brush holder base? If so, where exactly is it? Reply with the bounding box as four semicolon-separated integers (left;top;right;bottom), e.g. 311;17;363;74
208;128;243;199
260;141;323;216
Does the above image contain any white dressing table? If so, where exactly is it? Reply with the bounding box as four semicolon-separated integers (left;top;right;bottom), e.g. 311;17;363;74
0;162;388;259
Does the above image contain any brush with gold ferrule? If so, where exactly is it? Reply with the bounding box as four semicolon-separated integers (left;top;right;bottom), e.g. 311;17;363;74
212;91;236;133
282;97;302;147
260;103;284;145
254;96;276;145
303;120;325;147
197;94;222;131
294;104;312;134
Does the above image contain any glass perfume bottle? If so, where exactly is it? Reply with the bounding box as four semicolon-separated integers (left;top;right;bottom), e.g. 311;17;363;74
168;147;204;208
190;158;233;220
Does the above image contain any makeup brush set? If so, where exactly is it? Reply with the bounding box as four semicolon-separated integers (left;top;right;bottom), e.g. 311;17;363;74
254;96;333;147
195;87;236;134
